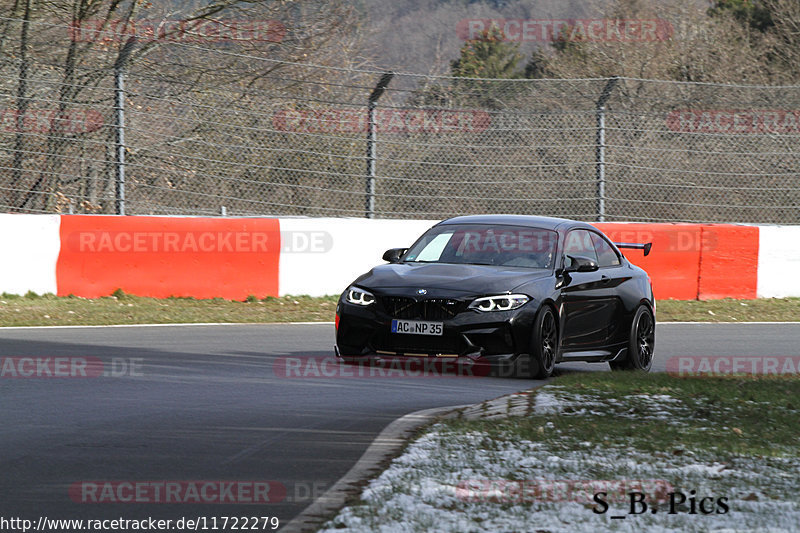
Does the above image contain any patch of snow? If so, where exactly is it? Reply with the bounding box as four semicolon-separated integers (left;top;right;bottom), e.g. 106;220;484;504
319;384;800;533
533;391;567;414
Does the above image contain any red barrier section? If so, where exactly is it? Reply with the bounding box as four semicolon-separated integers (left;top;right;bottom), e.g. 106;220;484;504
57;216;280;299
697;224;759;299
595;223;701;300
594;223;759;300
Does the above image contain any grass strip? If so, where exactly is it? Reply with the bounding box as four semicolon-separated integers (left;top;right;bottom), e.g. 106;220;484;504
0;292;798;327
656;297;800;322
448;372;800;459
0;291;338;326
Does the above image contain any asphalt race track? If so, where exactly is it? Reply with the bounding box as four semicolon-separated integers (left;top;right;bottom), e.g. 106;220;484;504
2;322;799;529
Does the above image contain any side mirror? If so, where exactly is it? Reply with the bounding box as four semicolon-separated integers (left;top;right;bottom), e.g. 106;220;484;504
382;248;407;263
564;255;599;273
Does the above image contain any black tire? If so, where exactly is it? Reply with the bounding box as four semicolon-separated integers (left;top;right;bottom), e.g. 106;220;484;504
610;305;655;372
517;306;557;379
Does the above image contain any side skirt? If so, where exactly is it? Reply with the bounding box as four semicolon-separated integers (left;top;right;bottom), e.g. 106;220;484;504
559;347;627;363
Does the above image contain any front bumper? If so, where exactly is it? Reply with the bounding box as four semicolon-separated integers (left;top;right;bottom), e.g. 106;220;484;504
335;296;537;365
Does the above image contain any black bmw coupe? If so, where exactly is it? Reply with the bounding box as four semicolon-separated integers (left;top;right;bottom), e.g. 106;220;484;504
334;215;655;378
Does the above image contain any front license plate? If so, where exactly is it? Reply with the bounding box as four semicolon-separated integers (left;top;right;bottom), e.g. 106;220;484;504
391;319;444;336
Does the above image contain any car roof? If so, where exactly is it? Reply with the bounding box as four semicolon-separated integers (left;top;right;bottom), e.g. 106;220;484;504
436;214;596;232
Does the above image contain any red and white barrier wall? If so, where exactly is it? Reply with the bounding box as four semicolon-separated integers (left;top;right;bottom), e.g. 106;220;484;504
756;226;800;298
0;215;61;295
1;214;797;300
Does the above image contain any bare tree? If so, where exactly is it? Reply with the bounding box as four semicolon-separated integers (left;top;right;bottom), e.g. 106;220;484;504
0;0;363;212
762;0;800;78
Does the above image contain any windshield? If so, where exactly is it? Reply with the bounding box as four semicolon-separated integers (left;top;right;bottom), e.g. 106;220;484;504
403;224;557;269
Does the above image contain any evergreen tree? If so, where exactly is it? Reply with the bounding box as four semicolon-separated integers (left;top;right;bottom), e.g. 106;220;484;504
708;0;774;32
451;26;522;79
449;26;524;108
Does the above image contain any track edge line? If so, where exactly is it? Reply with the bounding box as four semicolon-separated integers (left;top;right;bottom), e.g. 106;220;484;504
277;403;473;533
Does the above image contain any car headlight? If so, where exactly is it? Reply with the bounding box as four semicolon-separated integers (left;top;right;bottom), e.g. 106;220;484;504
346;286;376;306
468;294;530;312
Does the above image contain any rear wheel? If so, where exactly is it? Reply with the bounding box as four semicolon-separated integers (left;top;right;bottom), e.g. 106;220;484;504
517;306;557;379
610;305;655;372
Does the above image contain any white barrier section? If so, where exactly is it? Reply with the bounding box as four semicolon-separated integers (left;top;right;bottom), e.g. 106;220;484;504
758;225;800;298
0;214;61;295
278;218;438;296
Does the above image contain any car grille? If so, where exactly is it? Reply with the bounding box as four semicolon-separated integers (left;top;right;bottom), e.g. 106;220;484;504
381;297;466;320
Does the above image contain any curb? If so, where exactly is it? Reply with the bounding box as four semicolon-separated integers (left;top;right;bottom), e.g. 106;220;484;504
278;383;551;533
278;403;473;533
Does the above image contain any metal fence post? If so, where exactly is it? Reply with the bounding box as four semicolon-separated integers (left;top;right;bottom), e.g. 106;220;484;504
114;38;136;216
366;72;394;219
114;66;126;216
596;76;619;223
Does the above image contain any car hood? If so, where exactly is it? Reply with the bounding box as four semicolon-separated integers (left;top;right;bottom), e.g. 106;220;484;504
353;262;551;296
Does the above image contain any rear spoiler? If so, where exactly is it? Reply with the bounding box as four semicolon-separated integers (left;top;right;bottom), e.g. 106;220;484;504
614;242;652;257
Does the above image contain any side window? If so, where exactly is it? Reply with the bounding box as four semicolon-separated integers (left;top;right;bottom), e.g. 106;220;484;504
590;232;621;267
563;229;598;268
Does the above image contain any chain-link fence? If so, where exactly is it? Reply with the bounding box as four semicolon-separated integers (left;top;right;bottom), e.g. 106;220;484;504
2;17;800;223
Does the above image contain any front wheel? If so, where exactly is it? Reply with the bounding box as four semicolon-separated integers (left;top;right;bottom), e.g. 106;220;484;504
517;306;557;379
610;305;655;372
